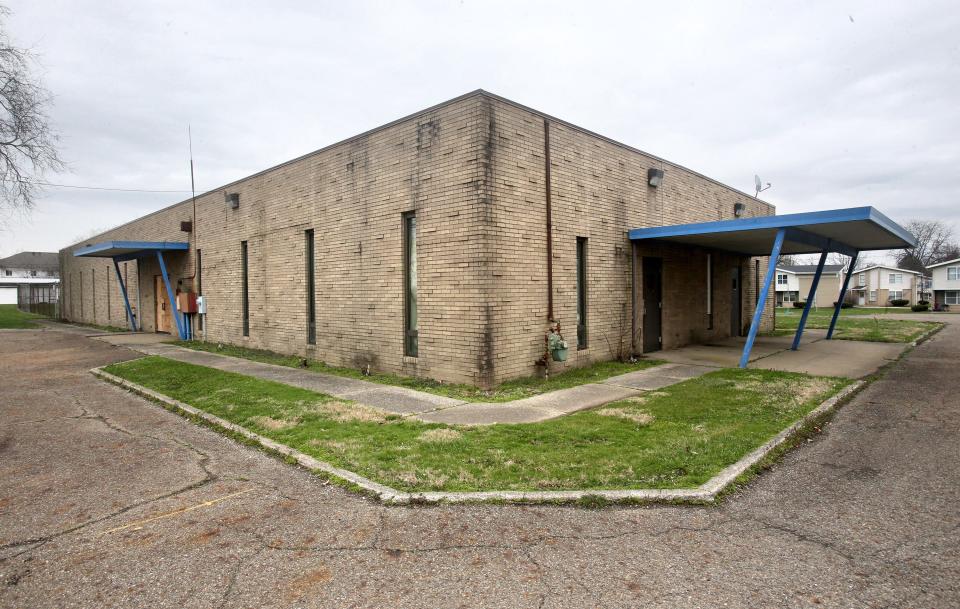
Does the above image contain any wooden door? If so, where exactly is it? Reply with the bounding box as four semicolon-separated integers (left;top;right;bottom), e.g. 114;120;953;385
155;275;171;333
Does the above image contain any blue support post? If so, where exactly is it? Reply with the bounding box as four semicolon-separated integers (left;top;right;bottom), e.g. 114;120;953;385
156;250;186;340
791;250;828;350
112;258;138;332
827;250;859;340
739;228;786;369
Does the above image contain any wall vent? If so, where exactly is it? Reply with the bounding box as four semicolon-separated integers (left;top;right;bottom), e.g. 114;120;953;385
226;193;240;209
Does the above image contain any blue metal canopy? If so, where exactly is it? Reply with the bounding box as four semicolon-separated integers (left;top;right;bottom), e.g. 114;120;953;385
73;240;190;340
73;240;189;260
628;206;915;256
628;206;916;369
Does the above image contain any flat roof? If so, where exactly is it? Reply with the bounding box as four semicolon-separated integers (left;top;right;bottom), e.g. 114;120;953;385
73;241;190;258
629;206;915;256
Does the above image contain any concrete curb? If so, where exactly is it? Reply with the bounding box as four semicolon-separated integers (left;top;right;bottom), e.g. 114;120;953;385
91;365;863;506
911;322;944;346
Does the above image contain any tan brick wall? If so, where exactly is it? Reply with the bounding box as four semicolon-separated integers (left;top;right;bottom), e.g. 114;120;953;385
60;91;777;388
62;94;492;386
484;97;774;383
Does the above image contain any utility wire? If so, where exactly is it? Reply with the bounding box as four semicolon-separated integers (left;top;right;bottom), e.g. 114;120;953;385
3;179;192;194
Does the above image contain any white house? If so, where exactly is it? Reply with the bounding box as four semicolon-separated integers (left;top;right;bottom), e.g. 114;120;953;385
775;264;846;307
0;252;60;307
927;257;960;309
849;265;924;306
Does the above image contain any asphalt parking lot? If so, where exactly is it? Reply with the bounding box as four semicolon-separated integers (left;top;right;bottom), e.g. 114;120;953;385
1;324;958;608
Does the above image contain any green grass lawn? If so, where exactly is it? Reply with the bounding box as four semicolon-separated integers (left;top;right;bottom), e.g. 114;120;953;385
774;308;940;342
174;340;663;403
0;304;44;329
104;356;849;492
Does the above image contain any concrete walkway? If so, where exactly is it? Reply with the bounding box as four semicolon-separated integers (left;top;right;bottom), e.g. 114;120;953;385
48;326;712;425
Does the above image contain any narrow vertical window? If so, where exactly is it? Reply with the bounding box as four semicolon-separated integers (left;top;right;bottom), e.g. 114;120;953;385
305;230;316;345
91;268;96;319
403;212;418;357
106;268;111;321
706;253;713;329
241;241;249;337
576;237;588;349
196;249;202;295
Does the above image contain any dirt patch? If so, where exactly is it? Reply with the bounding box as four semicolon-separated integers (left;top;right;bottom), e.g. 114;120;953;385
249;415;300;431
597;408;655;426
303;400;392;423
418;428;462;443
285;565;332;600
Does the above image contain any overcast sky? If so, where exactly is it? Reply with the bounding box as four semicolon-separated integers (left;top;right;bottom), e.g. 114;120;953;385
2;0;958;263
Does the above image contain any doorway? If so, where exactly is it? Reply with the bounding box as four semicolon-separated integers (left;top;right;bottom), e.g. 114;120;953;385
642;257;662;353
154;275;172;333
730;266;742;336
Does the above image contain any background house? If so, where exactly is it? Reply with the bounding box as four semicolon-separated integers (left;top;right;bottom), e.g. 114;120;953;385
0;251;61;315
927;258;960;308
849;265;924;306
775;264;847;307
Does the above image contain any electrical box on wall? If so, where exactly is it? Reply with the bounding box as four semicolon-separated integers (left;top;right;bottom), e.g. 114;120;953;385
177;292;198;313
196;295;206;314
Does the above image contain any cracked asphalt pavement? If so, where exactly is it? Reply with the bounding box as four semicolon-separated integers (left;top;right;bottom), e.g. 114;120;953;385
1;325;958;608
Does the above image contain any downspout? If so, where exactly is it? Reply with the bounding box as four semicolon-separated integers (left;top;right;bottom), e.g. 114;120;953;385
544;119;554;321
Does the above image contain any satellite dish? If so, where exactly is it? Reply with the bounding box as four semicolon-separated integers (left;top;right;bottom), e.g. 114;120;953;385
754;174;771;197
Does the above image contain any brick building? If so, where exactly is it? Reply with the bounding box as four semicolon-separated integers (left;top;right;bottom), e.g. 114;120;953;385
60;90;777;387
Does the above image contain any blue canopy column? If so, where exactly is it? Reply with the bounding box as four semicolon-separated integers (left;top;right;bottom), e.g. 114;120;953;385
73;240;190;339
628;206;916;368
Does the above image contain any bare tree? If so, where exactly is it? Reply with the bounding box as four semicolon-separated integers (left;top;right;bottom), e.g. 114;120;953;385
895;220;960;272
0;5;62;221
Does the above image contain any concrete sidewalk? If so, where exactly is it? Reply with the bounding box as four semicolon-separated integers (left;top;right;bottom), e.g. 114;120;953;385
79;330;713;425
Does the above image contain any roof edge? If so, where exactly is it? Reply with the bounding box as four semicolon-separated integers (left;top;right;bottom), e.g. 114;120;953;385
61;88;778;252
926;257;960;269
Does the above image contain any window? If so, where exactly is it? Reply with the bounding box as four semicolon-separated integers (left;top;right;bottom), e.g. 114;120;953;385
869;290;877;302
777;273;788;286
576;237;588;349
305;229;316;345
241;241;249;337
403;212;418;357
859;273;865;285
706;254;713;329
946;291;960;305
3;269;10;276
889;290;903;301
948;267;959;281
196;249;202;295
889;273;902;284
30;270;37;277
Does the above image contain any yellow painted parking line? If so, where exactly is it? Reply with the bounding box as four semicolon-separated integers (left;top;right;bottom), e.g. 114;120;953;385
103;488;255;534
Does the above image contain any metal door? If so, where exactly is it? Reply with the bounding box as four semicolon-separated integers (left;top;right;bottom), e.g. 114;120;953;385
730;266;741;336
155;275;171;333
642;257;663;352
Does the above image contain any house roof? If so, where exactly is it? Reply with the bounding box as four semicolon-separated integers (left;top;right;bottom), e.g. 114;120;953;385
0;251;59;272
856;265;925;275
777;264;846;274
926;257;960;269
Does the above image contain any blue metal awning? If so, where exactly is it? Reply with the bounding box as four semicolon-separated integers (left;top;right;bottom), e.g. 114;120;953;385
72;240;190;339
73;240;189;260
629;206;916;369
628;206;915;256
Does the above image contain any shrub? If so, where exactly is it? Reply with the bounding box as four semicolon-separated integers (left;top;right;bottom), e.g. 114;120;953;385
792;301;806;309
911;304;929;312
832;301;853;309
918;300;930;306
890;299;909;307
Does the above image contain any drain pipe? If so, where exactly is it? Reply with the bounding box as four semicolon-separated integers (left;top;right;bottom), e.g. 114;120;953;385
544;119;554;321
